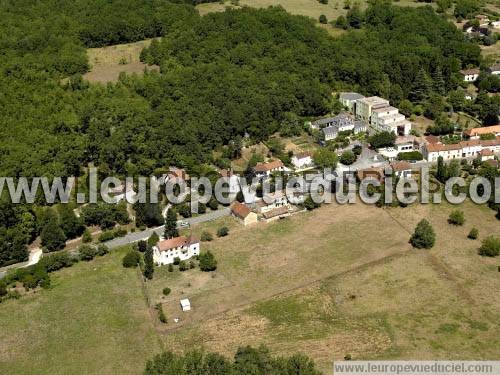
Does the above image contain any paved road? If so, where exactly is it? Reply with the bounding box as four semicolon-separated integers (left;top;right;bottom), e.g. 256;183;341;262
105;207;231;249
0;207;231;279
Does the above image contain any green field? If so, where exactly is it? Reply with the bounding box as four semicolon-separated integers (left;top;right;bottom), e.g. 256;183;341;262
0;248;160;375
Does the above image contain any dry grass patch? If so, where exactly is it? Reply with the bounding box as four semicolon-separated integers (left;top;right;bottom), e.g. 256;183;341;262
84;39;159;83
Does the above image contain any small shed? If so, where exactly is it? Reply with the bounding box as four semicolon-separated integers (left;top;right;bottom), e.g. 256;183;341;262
180;298;191;312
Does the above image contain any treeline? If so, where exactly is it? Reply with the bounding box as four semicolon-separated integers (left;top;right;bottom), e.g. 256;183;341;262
0;1;489;265
145;345;321;374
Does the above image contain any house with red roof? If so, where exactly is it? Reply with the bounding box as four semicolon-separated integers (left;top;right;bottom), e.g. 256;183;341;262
153;235;200;266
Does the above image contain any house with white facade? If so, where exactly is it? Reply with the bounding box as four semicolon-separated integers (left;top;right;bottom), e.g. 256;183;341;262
423;138;500;162
390;161;413;178
253;160;286;177
459;68;480;82
488;63;500;75
218;168;240;195
153;236;200;266
291;152;314;169
339;92;365;113
321;112;366;141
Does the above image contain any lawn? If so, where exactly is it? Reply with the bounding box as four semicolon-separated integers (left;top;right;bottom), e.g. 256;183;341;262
0;247;160;375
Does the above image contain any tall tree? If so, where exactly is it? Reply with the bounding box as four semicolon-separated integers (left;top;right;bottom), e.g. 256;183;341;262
41;216;67;252
164;209;179;239
144;244;154;280
410;68;432;103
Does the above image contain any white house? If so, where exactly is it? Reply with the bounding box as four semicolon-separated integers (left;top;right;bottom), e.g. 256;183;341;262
291;152;314;169
153;236;200;266
253;160;286;177
180;298;191;312
218;168;240;195
488;63;500;75
422;138;500;162
390;161;413;178
459;68;480;82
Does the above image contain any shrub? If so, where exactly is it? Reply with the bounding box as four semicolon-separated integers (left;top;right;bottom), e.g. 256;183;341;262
217;227;229;237
82;229;92;243
339;150;356;165
123;250;141;268
168;264;174;272
201;231;213;242
156;303;167;324
448;210;465;226
397;151;423;161
98;230;115;242
189;261;196;269
468;227;479;240
199;251;217;272
162;287;171;296
410;219;436;249
79;245;98;261
0;282;7;297
179;260;188;271
39;252;74;272
96;244;109;256
319;14;328;24
478;236;500;257
138;240;147;253
173;257;181;265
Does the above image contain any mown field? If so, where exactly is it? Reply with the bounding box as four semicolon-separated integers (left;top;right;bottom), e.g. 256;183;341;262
1;200;499;374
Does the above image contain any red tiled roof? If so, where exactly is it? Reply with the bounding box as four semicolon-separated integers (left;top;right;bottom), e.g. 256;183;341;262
459;68;480;75
464;125;500;137
231;201;252;219
253;160;284;173
157;236;198;252
425;135;440;144
480;149;494;156
390;161;412;172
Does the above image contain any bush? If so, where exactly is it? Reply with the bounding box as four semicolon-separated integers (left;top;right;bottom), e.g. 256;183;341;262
82;229;92;243
201;231;213;242
98;227;127;243
79;245;98;261
397;151;423;161
217;227;229;237
39;252;74;272
468;227;479;240
173;257;181;265
96;244;109;256
0;282;7;297
162;287;171;296
156;303;167;324
448;210;465;226
168;264;174;272
123;250;141;268
340;150;356;165
319;14;328;24
410;219;436;249
179;260;188;271
199;251;217;272
478;236;500;257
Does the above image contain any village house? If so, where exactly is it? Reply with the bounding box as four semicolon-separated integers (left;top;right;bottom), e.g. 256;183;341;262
422;138;500;162
357;167;385;183
463;125;500;139
153;235;200;266
291;151;314;169
253;159;286;177
459;68;480;82
479;149;495;162
218;168;241;195
488;63;500;75
230;201;258;226
390;161;413;178
339;92;365;113
378;136;418;160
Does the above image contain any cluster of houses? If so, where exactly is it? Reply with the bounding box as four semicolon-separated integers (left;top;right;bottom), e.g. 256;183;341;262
462;14;500;40
459;63;500;83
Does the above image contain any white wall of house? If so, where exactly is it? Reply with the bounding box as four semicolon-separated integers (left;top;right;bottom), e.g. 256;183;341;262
292;156;313;169
153;242;200;266
463;73;479;82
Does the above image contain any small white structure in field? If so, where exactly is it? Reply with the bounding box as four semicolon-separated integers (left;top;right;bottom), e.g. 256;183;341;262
180;298;191;312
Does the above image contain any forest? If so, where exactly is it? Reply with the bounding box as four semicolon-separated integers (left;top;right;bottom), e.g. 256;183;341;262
0;0;493;266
